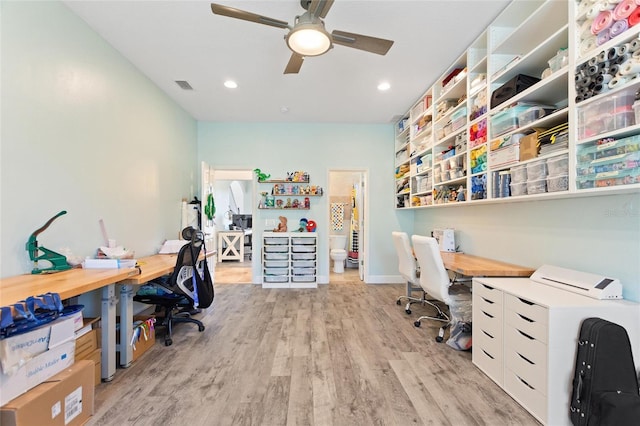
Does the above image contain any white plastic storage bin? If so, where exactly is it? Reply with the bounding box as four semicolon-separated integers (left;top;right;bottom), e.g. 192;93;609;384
264;237;288;245
292;260;315;268
527;178;547;194
264;267;288;276
546;154;568;176
510;164;527;183
264;253;288;261
293;267;315;275
292;245;315;253
510;181;527;196
291;253;316;260
546;174;568;192
291;237;315;245
264;245;288;253
526;159;547;180
264;260;288;268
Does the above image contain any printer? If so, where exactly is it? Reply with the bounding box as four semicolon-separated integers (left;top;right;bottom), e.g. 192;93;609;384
530;264;623;300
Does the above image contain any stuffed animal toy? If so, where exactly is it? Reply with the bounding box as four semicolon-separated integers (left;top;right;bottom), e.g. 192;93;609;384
273;216;287;232
254;168;271;182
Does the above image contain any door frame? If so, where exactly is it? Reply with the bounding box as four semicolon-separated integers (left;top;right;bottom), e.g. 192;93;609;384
327;168;369;282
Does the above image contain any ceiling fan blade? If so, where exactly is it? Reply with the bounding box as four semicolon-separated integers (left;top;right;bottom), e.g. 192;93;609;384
331;30;394;55
210;3;289;29
284;53;304;74
308;0;335;18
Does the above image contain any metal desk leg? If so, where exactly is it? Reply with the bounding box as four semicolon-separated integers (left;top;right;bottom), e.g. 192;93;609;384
101;284;117;381
119;284;134;368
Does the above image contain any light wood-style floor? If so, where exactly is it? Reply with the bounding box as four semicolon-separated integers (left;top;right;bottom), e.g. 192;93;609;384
88;280;540;426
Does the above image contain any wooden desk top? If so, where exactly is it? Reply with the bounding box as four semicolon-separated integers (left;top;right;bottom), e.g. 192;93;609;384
441;252;535;277
120;251;216;285
0;267;139;306
121;254;178;285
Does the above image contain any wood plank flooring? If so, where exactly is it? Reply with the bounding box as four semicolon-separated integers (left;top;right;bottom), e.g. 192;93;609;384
88;280;540;426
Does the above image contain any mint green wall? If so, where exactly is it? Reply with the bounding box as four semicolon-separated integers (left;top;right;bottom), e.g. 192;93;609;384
414;193;640;302
198;122;413;282
0;1;197;277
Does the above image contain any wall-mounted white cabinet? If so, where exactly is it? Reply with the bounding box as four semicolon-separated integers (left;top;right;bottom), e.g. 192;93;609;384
262;232;317;289
394;0;640;210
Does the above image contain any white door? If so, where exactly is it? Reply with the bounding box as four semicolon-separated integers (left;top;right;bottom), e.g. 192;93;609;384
201;162;216;250
358;172;366;281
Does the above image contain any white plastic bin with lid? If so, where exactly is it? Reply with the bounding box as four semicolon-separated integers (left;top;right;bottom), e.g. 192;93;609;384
510;164;527;183
546;174;568;192
547;155;569;176
527;178;547;194
526;159;547;180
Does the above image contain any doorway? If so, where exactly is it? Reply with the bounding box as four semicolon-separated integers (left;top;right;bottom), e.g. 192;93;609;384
328;170;367;283
208;169;254;284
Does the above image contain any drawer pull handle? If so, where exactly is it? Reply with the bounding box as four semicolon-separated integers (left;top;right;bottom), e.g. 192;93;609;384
518;313;533;323
482;284;494;290
481;297;494;305
482;349;494;360
482;330;494;339
516;375;535;390
482;310;494;319
518;330;534;340
518;297;534;306
517;352;534;365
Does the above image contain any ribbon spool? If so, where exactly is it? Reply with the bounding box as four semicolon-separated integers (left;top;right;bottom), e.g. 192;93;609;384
613;0;637;20
596;51;606;63
609;76;629;88
629;8;640;26
619;59;640;75
594;83;610;94
617;43;630;57
610;64;620;75
581;37;598;56
597;29;611;45
592;10;614;34
630;38;640;52
616;53;631;64
588;56;599;66
610;19;630;37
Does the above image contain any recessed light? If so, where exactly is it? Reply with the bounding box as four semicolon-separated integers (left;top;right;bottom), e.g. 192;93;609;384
224;80;238;89
377;82;391;91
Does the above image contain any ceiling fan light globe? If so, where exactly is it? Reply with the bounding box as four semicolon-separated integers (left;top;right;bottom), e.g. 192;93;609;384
286;26;331;57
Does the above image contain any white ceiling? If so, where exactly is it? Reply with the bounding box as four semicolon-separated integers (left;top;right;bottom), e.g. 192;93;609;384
64;0;512;124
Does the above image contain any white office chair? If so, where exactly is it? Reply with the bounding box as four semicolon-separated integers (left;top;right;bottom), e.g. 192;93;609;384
392;231;439;315
411;234;472;342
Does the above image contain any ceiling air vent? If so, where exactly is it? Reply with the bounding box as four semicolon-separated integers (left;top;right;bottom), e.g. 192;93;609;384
175;80;193;90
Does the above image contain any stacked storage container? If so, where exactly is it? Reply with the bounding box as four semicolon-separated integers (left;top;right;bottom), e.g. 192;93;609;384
546;154;569;192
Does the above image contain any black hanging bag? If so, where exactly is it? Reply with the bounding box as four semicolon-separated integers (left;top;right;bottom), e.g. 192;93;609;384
570;317;640;426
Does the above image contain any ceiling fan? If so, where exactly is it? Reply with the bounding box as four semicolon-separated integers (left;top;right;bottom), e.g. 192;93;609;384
210;0;394;74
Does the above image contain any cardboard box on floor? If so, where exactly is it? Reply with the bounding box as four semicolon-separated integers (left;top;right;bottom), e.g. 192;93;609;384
0;340;76;406
0;314;77;375
0;360;94;426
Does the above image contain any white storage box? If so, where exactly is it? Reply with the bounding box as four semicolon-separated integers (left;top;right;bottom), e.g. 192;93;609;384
264;267;288;276
527;178;547;194
291;245;315;253
291;253;315;260
264;260;288;268
264;246;288;253
291;237;315;245
264;237;288;245
510;164;527;183
489;145;520;168
293;267;315;275
292;260;315;268
264;253;288;261
291;275;315;283
546;155;568;176
546;174;568;192
264;276;288;283
526;159;547;180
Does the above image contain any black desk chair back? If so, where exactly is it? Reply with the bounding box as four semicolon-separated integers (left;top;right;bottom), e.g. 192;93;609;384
134;227;214;346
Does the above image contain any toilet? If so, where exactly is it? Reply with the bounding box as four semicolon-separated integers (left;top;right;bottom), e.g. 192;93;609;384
329;235;348;273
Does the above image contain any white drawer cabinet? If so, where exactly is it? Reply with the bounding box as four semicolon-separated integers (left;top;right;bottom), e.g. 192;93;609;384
472;281;504;385
262;232;317;289
472;277;640;426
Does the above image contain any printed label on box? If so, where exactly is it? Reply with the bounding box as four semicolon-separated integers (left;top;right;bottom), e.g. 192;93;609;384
64;386;83;424
52;400;61;420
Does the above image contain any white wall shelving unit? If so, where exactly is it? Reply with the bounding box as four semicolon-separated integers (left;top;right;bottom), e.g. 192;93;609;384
394;0;640;210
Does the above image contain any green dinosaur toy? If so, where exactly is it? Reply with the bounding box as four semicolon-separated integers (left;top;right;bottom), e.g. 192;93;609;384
254;168;271;182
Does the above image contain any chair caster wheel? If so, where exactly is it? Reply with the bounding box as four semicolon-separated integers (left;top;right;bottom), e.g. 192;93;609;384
435;336;443;343
198;325;205;332
396;299;402;306
405;309;411;315
414;321;421;327
165;338;173;346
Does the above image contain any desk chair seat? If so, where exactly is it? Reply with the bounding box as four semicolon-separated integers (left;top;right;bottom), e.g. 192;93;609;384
392;231;441;315
134;227;214;346
411;235;472;342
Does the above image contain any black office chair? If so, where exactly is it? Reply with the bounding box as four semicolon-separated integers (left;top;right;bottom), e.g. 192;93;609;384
134;227;214;346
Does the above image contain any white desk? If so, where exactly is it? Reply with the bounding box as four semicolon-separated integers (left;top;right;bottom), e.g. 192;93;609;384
218;229;251;262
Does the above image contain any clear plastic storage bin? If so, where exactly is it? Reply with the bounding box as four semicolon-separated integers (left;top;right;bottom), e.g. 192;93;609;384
264;253;288;260
527;178;547;194
546;174;569;192
510;164;527;183
577;88;636;139
510;181;527;196
547;154;569;176
291;253;316;260
526;159;547;180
